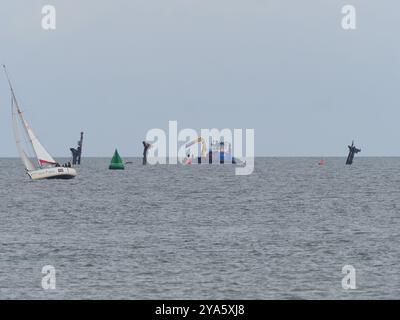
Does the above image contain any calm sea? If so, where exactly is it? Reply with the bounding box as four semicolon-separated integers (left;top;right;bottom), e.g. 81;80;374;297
1;157;400;299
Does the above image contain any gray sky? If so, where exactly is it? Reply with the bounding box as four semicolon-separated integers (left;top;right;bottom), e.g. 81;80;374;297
0;0;399;157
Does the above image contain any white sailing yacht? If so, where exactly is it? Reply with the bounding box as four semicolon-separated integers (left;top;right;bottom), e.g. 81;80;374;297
3;65;77;180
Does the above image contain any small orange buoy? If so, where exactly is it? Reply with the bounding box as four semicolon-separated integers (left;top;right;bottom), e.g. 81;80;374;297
318;159;325;166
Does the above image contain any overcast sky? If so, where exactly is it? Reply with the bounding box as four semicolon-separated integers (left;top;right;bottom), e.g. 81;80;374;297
0;0;399;157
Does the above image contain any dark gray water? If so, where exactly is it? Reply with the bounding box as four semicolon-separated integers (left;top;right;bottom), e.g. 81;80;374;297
1;157;400;299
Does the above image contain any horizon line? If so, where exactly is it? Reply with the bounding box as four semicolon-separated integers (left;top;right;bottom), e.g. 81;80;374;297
1;155;400;158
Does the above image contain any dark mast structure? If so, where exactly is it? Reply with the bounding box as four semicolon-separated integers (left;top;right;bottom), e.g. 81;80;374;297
70;132;84;165
143;141;151;165
346;140;361;165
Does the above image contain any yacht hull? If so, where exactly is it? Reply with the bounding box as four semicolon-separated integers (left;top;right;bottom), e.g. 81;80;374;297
28;167;77;180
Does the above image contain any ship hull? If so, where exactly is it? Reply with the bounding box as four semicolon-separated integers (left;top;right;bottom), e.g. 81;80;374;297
27;167;77;180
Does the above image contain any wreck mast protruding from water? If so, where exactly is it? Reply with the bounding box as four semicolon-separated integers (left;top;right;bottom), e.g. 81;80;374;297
70;132;84;165
346;140;361;165
143;141;151;165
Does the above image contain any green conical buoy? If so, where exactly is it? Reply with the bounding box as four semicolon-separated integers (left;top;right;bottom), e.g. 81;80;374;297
109;149;125;170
